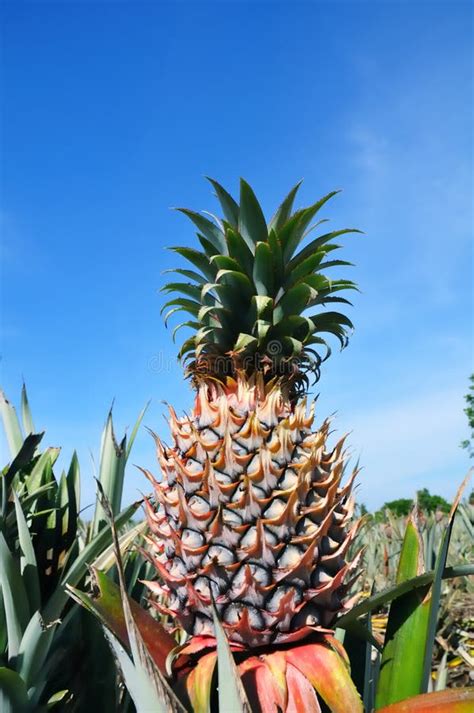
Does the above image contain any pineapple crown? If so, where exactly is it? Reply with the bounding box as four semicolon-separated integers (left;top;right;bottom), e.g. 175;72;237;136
162;178;360;393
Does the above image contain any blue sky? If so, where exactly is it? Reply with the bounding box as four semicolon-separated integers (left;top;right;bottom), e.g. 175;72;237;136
1;1;472;510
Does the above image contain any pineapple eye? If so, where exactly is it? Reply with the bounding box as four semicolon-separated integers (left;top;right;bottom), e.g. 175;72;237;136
213;470;234;486
292;603;321;627
230;483;245;503
321;535;339;555
188;495;210;515
277;469;298;490
292;448;308;464
232;442;248;456
222;508;243;527
239;526;258;549
200;428;220;445
192;614;214;637
251;483;268;500
328;525;344;543
194;577;221;599
247;562;271;586
169;558;187;578
266;585;302;613
263;526;278;546
182;529;205;548
263;498;286;519
202;544;236;566
296;517;318;536
311;567;333;586
278;544;303;569
223;603;265;631
232;562;271;590
163;540;175;558
183;458;203;475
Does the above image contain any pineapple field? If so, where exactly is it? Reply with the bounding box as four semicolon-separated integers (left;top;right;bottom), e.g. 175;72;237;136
0;180;472;712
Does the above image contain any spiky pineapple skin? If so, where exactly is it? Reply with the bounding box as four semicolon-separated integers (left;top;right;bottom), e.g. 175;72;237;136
143;376;360;648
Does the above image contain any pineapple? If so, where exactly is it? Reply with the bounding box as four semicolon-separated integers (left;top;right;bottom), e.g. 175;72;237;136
143;179;363;711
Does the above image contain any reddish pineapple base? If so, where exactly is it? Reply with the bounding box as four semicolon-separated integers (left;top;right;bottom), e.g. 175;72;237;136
172;632;363;713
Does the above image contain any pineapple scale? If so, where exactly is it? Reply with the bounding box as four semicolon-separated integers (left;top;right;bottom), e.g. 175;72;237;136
143;376;360;648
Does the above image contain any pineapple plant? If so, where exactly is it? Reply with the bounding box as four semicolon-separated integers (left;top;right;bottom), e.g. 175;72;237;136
140;178;365;711
67;178;474;713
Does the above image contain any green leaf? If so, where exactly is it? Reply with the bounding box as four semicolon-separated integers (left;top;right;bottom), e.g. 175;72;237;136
0;390;24;459
172;321;200;343
285;249;327;287
161;296;201;316
178;336;198;360
215;270;254;303
91;411;127;536
45;501;140;622
289;228;361;271
318;259;354;271
282;336;304;356
163;306;197;327
125;402;150;461
268;180;302;233
421;475;471;691
198;233;219;258
307;311;354;348
162;298;201;324
252;295;273;321
163;267;207;285
375;513;431;709
66;452;80;521
308;280;359;307
337;615;379;710
175;208;227;254
89;521;148;573
161;282;202;301
281;191;340;260
104;629;179;713
253;241;274;296
336;563;474;627
272;315;314;343
12;492;41;614
267;228;284;283
15;612;55;692
67;567;175;675
0;587;7;653
47;690;68;708
0;667;29;713
255;319;271;342
169;247;215;282
312;295;354;307
225;227;255;277
95;483;185;713
20;384;35;437
0;532;30;659
27;447;61;492
234;333;258;352
211;602;251;713
1;433;44;512
209;255;243;273
274;283;314;320
18;502;140;688
238;178;268;250
206;177;239;226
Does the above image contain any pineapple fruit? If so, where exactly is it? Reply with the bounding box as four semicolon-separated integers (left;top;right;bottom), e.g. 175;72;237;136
143;179;364;712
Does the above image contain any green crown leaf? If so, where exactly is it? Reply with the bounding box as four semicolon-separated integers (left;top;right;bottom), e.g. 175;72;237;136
163;178;360;387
